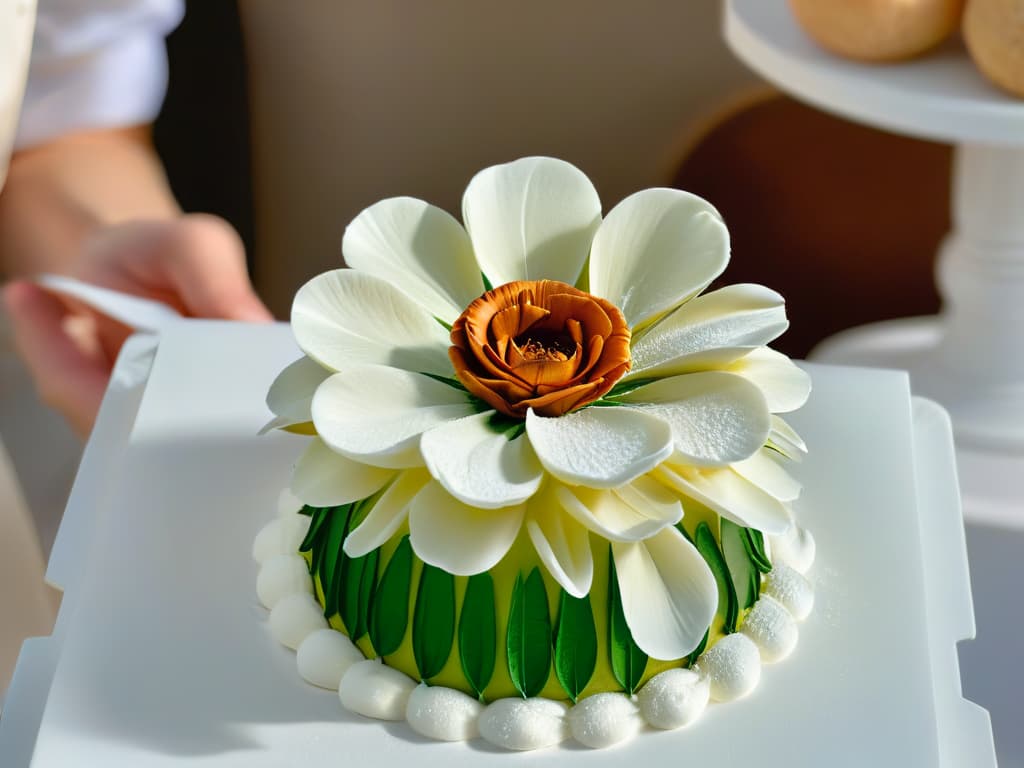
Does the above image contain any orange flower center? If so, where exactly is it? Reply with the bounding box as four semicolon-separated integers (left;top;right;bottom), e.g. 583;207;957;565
449;280;631;418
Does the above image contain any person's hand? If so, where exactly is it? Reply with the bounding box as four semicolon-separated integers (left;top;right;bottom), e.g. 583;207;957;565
2;214;273;437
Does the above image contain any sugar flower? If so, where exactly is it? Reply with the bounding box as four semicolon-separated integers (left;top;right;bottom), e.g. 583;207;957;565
264;157;810;660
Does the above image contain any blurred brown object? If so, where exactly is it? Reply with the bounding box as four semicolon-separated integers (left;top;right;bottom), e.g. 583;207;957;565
673;94;951;359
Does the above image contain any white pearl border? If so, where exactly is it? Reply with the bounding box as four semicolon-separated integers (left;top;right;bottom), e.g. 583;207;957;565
254;510;815;751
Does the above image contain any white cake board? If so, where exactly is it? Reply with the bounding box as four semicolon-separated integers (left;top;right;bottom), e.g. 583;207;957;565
0;322;995;767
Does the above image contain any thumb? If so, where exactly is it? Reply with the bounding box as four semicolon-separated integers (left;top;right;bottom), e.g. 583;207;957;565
87;215;274;322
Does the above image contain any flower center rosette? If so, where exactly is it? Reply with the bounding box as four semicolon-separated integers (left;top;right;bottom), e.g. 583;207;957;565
264;157;810;702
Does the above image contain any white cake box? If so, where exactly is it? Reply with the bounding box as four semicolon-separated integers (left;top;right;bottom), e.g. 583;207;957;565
0;321;996;767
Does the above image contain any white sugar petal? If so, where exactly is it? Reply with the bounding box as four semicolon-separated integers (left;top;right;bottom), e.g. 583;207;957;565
406;685;483;741
339;659;416;720
733;448;802;502
342;196;483;321
421;411;544;509
637;668;709;730
343;470;430;558
611;527;718;660
292;269;451;376
269;592;329;650
629;284;788;379
478;698;569;751
296;629;365;690
655;462;793;536
462;156;601;286
695;633;761;702
261;355;330;433
290;440;396;508
617;372;770;466
525;490;594;597
769;415;808;460
589;188;728;329
555;485;680;543
408;481;524;575
728;348;811;414
613;474;685;527
526;406;673;488
567;693;642;749
257;553;313;609
313;366;475;469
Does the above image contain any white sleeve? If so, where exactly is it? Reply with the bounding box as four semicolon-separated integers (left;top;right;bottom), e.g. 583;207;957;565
15;0;185;150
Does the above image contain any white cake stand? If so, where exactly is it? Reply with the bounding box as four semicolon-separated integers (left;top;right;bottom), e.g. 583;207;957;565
724;0;1024;524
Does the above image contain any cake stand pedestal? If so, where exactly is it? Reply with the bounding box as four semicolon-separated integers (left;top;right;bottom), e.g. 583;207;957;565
725;0;1024;525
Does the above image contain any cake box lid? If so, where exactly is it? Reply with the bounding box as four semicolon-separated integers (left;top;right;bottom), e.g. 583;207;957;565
0;321;996;767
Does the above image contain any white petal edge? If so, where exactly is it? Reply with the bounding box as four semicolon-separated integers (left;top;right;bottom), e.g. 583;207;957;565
727;348;811;414
421;411;544;509
617;371;770;466
628;284;788;380
312;366;476;469
461;157;601;286
261;355;330;434
555;484;680;542
653;462;793;536
342;196;484;321
526;406;673;488
769;415;808;460
292;269;452;376
343;470;431;557
612;527;718;660
732;449;802;503
589;188;729;330
291;439;397;508
408;480;525;575
525;487;594;598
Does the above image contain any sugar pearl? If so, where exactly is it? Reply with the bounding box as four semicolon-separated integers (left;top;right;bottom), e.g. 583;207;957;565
478;698;568;751
406;685;483;741
696;633;761;702
764;564;815;621
768;526;816;574
637;668;709;729
269;592;328;650
567;693;641;749
339;660;416;721
253;516;311;564
296;629;364;690
256;553;313;609
741;596;798;662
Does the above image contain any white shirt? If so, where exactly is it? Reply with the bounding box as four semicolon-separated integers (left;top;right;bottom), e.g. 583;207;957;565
15;0;183;150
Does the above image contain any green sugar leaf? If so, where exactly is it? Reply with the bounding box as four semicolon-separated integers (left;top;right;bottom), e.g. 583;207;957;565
319;504;354;619
507;568;552;698
299;506;330;553
481;271;494;292
553;590;598;703
695;521;738;633
413;564;456;681
369;537;413;656
743;528;773;574
418;371;467;392
607;548;648;693
298;505;315;517
721;519;759;611
458;572;497;700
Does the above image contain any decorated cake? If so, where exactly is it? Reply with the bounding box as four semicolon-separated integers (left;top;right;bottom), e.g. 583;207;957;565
252;157;817;750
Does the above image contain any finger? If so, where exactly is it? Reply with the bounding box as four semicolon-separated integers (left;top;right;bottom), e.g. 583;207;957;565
3;280;108;437
85;215;274;322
